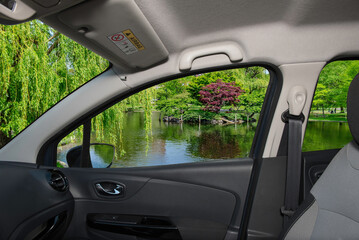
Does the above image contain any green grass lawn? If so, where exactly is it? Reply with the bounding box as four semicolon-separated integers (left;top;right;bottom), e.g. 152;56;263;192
309;112;347;122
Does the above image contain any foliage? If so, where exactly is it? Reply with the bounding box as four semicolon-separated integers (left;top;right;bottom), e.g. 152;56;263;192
186;70;240;102
0;21;108;147
239;90;265;120
185;68;269;115
156;92;193;116
312;61;359;114
237;67;269;120
155;79;196;116
157;79;187;98
199;79;244;113
181;110;217;122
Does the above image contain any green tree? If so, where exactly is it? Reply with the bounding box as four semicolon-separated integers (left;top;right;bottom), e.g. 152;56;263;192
237;67;269;121
312;61;356;115
156;79;195;116
0;21;109;147
312;83;330;116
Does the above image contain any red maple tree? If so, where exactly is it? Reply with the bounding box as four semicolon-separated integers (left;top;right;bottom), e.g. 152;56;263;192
199;79;244;113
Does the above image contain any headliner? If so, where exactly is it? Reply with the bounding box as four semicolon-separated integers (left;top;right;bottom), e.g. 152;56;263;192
2;0;359;72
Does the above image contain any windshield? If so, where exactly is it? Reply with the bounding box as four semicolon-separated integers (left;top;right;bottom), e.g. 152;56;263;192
0;20;109;148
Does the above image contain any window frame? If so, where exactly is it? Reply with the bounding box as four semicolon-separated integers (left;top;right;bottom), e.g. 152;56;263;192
37;63;282;167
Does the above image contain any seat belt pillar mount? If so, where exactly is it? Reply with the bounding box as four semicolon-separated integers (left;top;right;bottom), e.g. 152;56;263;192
287;86;307;116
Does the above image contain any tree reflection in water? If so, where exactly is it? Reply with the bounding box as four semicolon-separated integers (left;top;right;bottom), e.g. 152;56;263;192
105;112;257;167
187;129;242;159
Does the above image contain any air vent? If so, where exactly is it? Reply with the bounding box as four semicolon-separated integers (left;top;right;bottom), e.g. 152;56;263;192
47;170;69;192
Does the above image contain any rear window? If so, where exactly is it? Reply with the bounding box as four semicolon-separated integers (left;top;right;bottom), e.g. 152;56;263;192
303;60;359;152
0;21;109;148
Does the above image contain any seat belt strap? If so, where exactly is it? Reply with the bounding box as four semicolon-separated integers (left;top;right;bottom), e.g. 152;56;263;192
281;118;302;219
281;86;307;224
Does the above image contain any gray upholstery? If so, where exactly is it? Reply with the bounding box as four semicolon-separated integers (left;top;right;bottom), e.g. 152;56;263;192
284;142;359;239
284;74;359;239
284;200;318;240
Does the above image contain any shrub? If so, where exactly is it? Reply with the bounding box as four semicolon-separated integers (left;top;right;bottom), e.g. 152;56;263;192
199;80;244;113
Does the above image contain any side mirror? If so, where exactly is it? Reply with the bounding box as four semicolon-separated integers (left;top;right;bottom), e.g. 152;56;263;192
66;143;115;168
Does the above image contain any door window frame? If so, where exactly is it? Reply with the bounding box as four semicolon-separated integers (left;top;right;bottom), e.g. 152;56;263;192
37;63;282;167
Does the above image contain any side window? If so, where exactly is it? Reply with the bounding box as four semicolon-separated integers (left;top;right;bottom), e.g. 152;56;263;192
57;67;270;168
303;60;359;152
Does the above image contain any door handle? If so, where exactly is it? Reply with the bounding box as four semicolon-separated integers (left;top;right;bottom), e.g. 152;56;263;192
95;182;124;196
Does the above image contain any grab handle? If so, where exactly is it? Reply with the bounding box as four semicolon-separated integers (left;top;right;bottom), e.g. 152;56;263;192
179;41;243;71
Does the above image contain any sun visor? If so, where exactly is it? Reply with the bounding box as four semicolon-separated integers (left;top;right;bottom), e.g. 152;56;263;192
57;0;169;70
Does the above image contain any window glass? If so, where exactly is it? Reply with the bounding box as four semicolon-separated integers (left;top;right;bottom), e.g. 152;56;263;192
57;67;270;168
56;126;83;168
303;60;359;152
0;21;109;149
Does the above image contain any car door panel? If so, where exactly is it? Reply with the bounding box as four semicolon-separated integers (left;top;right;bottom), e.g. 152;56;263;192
62;158;253;240
0;162;74;240
67;180;236;240
247;156;287;240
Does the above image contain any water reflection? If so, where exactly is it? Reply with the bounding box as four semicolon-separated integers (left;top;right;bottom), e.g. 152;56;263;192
110;112;256;167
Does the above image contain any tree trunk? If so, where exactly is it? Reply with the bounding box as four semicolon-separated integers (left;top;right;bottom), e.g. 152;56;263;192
220;117;242;124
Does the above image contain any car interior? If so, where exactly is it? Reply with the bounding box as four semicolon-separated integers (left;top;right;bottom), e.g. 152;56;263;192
0;0;359;239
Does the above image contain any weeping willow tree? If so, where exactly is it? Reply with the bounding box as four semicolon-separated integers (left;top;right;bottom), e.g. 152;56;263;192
0;21;108;148
92;87;156;158
0;20;155;151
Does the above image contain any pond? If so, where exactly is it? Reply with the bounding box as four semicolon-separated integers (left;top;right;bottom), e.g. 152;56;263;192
57;112;353;168
302;121;352;152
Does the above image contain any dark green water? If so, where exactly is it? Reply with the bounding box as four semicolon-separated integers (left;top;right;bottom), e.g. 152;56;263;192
58;112;353;168
302;121;352;152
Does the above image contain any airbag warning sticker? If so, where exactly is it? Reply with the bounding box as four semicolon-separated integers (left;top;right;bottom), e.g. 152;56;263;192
108;29;145;55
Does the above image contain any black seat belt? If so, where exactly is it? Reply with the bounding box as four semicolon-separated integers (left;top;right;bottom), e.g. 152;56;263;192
281;86;307;225
281;114;304;223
